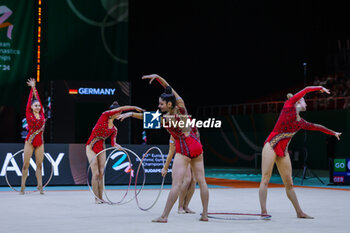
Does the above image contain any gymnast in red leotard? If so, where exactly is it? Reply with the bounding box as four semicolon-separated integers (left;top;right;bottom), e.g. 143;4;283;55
259;86;342;218
86;102;143;203
21;78;46;194
118;74;209;222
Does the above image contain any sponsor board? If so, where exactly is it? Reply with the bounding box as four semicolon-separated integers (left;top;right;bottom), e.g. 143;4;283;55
0;143;170;186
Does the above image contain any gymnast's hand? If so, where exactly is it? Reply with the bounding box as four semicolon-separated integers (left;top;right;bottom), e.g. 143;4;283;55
335;132;342;140
319;86;330;94
142;74;164;85
161;168;168;177
26;78;36;88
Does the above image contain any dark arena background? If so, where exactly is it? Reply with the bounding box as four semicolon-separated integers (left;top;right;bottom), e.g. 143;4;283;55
0;1;349;232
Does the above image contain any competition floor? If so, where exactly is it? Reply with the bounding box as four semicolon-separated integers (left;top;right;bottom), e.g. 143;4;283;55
0;168;349;233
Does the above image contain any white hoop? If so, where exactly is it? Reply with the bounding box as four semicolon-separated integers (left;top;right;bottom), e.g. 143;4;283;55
4;149;54;193
135;146;165;211
86;146;133;204
87;146;165;210
103;147;146;205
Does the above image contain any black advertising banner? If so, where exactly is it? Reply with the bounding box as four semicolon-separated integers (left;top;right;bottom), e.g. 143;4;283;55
103;144;172;185
0;143;170;186
50;80;131;144
0;143;73;186
61;80;130;104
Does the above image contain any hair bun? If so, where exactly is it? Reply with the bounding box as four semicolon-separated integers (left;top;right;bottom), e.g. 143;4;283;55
109;100;120;110
160;86;176;108
164;86;173;94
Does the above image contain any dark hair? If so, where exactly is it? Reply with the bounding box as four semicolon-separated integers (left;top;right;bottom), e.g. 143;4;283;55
31;99;39;105
109;100;120;110
160;86;176;108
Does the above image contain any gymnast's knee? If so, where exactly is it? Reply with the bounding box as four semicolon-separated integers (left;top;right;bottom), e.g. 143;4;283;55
189;179;196;188
92;172;100;181
260;174;271;186
36;163;42;170
195;176;207;187
172;179;183;189
183;176;192;185
284;180;294;190
22;163;30;171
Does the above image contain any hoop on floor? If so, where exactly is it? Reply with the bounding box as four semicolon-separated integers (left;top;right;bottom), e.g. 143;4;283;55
103;147;145;205
135;146;165;211
206;212;272;220
87;146;133;205
4;149;54;193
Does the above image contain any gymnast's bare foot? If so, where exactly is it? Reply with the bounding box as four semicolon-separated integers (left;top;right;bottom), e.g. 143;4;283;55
261;210;268;216
37;186;44;195
297;212;314;219
152;217;167;223
19;186;25;195
178;208;186;214
184;207;196;214
95;198;104;204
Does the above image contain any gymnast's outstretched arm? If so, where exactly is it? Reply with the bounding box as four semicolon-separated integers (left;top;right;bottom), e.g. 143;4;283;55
142;74;185;108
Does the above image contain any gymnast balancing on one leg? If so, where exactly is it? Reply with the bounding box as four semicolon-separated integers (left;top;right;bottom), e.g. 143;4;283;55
161;136;196;214
259;86;342;218
21;78;46;194
86;101;144;204
118;74;209;222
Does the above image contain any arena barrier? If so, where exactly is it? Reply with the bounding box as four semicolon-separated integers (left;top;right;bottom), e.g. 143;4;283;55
0;143;170;186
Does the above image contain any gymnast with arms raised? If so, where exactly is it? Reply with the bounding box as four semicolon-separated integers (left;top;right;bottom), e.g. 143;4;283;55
118;74;209;222
21;78;46;194
86;101;144;203
259;86;342;218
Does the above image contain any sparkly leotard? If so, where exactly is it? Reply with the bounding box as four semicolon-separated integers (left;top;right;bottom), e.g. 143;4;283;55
25;88;45;148
265;87;336;157
164;106;202;158
86;107;134;154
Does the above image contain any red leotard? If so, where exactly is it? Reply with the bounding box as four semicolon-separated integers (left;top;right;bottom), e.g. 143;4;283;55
25;88;45;148
265;87;336;157
165;106;203;158
86;107;133;154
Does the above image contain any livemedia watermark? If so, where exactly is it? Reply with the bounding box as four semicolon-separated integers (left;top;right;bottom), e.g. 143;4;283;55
143;110;221;129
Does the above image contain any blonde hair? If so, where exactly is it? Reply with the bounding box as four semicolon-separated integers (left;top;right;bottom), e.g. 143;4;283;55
286;93;293;100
